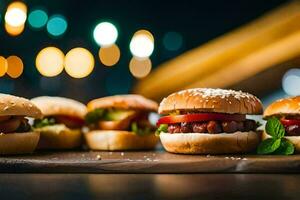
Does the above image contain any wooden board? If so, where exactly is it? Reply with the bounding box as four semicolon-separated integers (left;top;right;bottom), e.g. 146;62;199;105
1;150;300;173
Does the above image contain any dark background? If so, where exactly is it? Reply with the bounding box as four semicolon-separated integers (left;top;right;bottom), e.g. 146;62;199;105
0;0;289;103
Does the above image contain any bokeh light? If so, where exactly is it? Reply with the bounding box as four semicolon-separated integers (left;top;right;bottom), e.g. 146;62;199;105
93;22;118;47
64;48;95;78
282;68;300;96
5;23;25;36
99;44;120;66
28;9;48;29
163;32;183;51
148;112;160;126
5;2;27;27
130;30;154;58
47;15;68;37
36;47;65;77
0;57;8;77
134;30;154;42
129;57;152;78
6;55;23;78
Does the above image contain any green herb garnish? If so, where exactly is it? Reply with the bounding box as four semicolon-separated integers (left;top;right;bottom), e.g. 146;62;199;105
33;117;56;128
265;117;285;138
85;109;135;124
274;138;294;155
104;110;135;121
131;122;152;136
257;117;294;155
155;124;168;136
85;108;105;124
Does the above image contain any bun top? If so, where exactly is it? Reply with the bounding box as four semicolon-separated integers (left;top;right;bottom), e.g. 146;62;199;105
264;96;300;118
87;95;158;112
31;96;87;119
0;93;42;118
158;88;263;115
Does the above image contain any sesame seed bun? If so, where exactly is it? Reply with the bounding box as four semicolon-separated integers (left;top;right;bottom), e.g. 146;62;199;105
158;88;263;115
0;94;42;119
31;96;87;119
87;95;158;112
264;96;300;118
160;131;261;154
84;130;158;150
0;131;40;155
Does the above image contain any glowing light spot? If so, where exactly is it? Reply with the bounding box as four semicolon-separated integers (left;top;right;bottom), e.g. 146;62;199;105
64;48;94;78
148;112;160;126
130;30;154;58
5;23;25;36
0;57;8;77
163;32;183;51
5;2;27;27
93;22;118;47
99;44;120;67
6;55;23;78
28;9;48;29
129;57;152;78
47;15;67;37
134;30;154;42
282;68;300;96
36;47;65;77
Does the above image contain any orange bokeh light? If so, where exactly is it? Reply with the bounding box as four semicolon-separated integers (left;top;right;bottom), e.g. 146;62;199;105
0;57;8;77
129;57;152;78
6;55;24;78
99;44;120;67
5;23;25;36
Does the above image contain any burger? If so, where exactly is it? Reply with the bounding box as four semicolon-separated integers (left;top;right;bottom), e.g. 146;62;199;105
0;94;42;154
84;95;159;150
263;96;300;152
156;88;263;154
31;96;87;149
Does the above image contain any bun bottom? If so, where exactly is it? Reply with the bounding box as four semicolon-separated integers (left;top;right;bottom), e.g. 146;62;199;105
160;131;261;154
36;124;82;149
0;131;40;155
84;130;159;151
262;131;300;153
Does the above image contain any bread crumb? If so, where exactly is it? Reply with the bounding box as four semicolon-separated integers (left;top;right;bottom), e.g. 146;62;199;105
96;155;101;160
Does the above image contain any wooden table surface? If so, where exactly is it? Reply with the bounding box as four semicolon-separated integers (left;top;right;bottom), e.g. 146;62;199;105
2;150;300;173
1;174;300;200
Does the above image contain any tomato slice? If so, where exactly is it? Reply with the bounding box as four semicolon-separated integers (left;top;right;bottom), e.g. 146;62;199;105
280;118;300;126
157;113;246;126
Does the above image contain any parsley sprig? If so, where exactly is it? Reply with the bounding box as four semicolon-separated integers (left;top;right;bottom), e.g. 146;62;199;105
155;124;168;136
33;117;56;128
257;117;294;155
131;122;152;136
